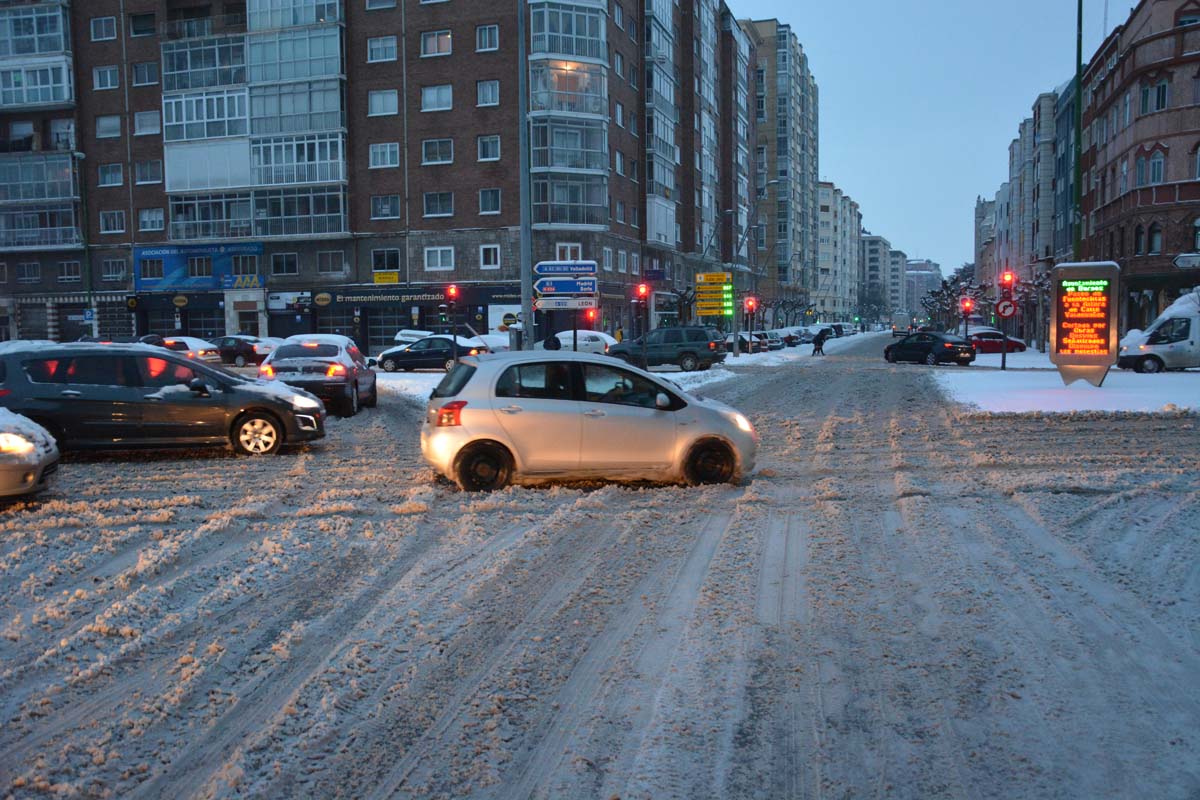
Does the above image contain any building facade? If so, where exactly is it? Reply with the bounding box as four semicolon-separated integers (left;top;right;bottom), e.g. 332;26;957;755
904;258;942;317
1080;0;1200;328
859;230;890;319
815;180;859;320
887;248;908;316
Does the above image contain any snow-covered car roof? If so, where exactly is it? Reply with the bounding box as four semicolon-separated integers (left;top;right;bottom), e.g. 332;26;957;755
285;333;359;348
163;336;218;350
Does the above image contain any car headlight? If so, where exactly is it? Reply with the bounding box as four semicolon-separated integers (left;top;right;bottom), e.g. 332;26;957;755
0;433;35;456
290;394;322;410
729;412;754;434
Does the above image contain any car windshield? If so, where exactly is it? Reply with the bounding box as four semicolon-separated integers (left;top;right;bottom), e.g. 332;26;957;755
941;334;969;344
275;344;340;360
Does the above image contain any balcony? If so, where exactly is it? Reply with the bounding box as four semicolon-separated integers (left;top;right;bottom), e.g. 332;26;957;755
0;153;77;203
0;220;82;250
252;160;345;186
163;14;247;41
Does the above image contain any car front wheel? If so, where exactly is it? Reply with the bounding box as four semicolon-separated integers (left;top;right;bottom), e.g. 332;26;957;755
444;358;456;372
233;413;282;455
381;357;398;372
924;352;938;366
234;354;247;368
683;440;737;486
886;350;897;363
1138;356;1164;374
455;443;513;491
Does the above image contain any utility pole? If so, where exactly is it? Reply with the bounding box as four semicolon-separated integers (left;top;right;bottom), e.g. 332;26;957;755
516;0;534;348
1073;0;1084;260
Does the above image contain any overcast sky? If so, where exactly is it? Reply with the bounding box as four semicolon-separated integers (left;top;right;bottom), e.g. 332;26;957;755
733;0;1139;271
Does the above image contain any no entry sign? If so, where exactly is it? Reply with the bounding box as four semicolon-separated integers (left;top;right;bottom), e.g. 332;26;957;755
996;299;1017;318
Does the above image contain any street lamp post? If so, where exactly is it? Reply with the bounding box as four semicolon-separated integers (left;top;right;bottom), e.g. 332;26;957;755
516;0;534;348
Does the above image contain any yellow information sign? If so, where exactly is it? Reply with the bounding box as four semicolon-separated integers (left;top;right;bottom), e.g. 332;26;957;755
373;271;400;284
696;272;733;284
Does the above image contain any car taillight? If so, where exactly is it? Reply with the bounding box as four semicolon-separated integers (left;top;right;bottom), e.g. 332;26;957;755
436;400;467;427
709;341;716;351
0;388;9;398
259;364;275;379
186;351;196;358
326;363;347;377
468;348;479;356
943;343;954;349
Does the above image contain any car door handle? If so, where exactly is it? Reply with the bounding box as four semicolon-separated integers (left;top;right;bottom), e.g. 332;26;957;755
499;405;523;414
60;390;81;397
584;409;606;417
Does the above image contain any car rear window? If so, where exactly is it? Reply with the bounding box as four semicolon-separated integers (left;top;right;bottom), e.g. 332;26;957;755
686;329;708;342
432;363;477;398
274;344;339;359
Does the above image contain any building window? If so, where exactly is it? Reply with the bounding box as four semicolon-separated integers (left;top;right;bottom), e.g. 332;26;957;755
631;252;640;274
615;151;625;175
423;191;454;217
1193;218;1200;251
1136;156;1147;187
134;110;160;136
556;242;582;260
188;256;213;277
366;0;395;8
479;188;500;214
480;244;500;269
421;84;452;111
99;210;125;233
317;251;344;274
614;51;624;79
368;36;397;62
368;89;399;116
17;262;41;284
140;258;163;279
163;89;247;141
133;61;159;86
136;160;163;184
1150;151;1165;184
0;264;5;283
601;247;612;272
247;28;340;83
616;250;627;273
94;66;119;91
424;246;454;271
232;255;258;275
615;200;625;223
91;17;117;41
1120;159;1128;194
1134;225;1145;254
477;134;500;161
477;80;499;107
615;101;624;127
99;163;123;187
138;208;164;231
421;30;452;57
369;142;400;168
420;138;454;165
1156;80;1169;111
130;13;155;37
1148;222;1163;254
476;24;499;52
96;115;121;139
271;253;298;275
371;248;400;272
371;194;401;219
102;259;126;281
57;260;81;283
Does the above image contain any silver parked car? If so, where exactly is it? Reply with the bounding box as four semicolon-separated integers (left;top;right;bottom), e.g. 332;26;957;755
420;351;758;490
0;408;59;498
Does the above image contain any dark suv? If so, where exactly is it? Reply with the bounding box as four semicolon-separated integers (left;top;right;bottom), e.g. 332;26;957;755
0;343;326;455
607;326;727;371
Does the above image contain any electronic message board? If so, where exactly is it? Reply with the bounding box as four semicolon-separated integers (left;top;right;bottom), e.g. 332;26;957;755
1049;261;1121;387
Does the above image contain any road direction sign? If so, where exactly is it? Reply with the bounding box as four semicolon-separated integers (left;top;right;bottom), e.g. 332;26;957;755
644;269;665;281
534;276;597;295
532;260;597;276
1173;253;1200;269
696;271;733;284
534;296;597;311
996;299;1017;318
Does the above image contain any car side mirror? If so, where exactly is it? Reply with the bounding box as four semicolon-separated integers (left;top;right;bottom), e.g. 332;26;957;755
188;377;209;396
655;392;671;410
366;357;378;368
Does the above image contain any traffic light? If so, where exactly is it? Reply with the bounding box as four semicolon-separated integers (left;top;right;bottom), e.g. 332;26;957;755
635;283;650;301
584;308;597;323
446;283;459;302
744;296;758;313
959;296;975;315
438;303;448;324
999;270;1016;300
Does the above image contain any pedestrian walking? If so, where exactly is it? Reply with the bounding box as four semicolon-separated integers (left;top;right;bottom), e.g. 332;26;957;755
543;331;561;350
615;326;624;343
812;329;827;356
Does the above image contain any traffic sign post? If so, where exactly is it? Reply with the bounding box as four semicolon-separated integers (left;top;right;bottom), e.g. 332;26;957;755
534;296;597;311
996;299;1016;318
533;277;598;295
532;260;599;276
694;272;734;322
534;260;598;351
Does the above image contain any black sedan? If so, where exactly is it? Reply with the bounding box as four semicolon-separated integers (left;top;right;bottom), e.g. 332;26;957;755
374;336;486;372
884;332;976;366
259;341;377;417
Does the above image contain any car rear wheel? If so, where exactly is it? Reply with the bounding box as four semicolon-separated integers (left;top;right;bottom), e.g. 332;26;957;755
444;358;456;372
1138;356;1164;374
342;384;360;417
233;413;282;455
234;354;247;368
364;381;378;408
455;443;513;491
381;357;398;372
684;440;737;486
679;353;699;372
924;352;938;366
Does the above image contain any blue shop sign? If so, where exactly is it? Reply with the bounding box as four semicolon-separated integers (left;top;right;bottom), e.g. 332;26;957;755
134;243;264;292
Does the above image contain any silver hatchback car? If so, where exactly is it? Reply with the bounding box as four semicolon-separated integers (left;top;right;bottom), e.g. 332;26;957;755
421;351;758;490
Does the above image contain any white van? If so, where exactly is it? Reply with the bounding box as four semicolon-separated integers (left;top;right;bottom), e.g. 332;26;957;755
1117;292;1200;373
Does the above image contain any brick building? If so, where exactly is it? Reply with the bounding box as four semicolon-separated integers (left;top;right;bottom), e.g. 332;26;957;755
1;1;820;349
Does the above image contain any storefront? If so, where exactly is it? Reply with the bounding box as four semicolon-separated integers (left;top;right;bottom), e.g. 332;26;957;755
266;283;522;355
132;244;267;340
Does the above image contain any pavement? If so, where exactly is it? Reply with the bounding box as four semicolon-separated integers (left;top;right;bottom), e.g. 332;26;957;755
0;335;1197;799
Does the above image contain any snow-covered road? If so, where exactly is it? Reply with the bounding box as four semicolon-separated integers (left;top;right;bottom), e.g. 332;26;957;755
1;335;1197;798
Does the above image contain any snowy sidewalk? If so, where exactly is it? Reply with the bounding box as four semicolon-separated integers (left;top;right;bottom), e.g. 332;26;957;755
933;367;1200;413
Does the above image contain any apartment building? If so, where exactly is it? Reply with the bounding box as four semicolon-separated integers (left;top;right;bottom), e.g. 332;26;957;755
859;230;890;317
887;248;907;317
815;180;859;320
741;18;817;305
2;1;819;346
904;258;941;317
1080;0;1200;328
1052;76;1076;262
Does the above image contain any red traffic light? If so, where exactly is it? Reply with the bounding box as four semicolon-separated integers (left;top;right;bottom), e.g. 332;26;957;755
635;283;650;299
744;296;758;312
959;296;975;313
585;308;597;322
446;283;459;300
1000;271;1015;287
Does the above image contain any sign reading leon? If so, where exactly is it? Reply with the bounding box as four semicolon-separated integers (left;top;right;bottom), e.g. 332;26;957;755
1049;261;1120;387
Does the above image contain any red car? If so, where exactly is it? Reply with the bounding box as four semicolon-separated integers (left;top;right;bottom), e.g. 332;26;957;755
969;330;1027;353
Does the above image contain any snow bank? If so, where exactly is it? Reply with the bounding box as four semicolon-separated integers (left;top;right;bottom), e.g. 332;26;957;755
934;368;1200;413
376;372;443;405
